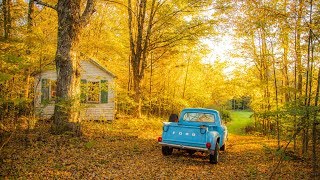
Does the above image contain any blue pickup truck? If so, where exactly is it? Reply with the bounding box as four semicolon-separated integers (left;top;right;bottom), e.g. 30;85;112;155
158;108;227;164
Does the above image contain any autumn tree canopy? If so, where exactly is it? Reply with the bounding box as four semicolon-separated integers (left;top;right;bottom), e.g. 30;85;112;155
0;0;319;176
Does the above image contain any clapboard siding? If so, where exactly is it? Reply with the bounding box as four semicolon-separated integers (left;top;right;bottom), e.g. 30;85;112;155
34;59;116;121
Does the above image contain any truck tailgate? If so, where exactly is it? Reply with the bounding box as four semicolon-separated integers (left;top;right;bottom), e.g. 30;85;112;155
162;124;207;148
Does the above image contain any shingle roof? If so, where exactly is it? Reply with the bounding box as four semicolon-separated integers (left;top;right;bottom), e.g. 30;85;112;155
35;58;117;78
87;58;116;78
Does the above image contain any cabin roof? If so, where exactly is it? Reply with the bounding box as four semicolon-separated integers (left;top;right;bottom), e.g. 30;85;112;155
86;58;116;78
36;58;116;78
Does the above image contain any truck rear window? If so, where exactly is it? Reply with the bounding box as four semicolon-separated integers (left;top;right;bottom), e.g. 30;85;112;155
182;112;215;123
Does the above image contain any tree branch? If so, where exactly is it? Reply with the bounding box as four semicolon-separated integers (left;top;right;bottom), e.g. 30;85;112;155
80;0;96;27
141;0;156;78
151;22;204;48
103;0;137;18
34;0;57;11
128;0;136;58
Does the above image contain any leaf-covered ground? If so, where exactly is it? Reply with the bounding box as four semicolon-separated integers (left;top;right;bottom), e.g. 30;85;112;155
0;117;316;179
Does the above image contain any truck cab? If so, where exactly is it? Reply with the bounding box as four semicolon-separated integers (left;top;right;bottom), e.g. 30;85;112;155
158;108;228;164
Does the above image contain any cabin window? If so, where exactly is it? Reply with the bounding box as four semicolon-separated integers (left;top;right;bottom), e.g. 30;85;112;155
41;79;56;104
87;81;100;103
41;79;49;104
41;79;108;104
100;80;108;103
50;80;56;100
80;80;108;104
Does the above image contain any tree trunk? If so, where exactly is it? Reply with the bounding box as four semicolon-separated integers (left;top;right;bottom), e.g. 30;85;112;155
128;56;132;92
2;0;12;40
43;0;95;135
308;1;317;175
294;0;304;153
281;0;290;103
133;75;142;118
312;65;319;178
296;0;303;98
302;0;313;155
28;0;34;30
24;0;35;99
271;42;280;149
260;23;270;135
53;0;82;134
149;52;153;115
127;0;156;118
294;42;297;152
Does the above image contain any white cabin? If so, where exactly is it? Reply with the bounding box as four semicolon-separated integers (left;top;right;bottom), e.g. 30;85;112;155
34;59;116;121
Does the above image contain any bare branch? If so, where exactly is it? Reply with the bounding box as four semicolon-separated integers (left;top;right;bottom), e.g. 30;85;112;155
151;22;204;47
146;50;168;69
34;0;57;11
80;0;96;27
103;0;137;17
141;0;156;78
151;0;199;27
128;0;136;58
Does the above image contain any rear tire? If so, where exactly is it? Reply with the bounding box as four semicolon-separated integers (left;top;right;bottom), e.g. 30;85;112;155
220;142;226;151
162;146;173;156
210;142;219;164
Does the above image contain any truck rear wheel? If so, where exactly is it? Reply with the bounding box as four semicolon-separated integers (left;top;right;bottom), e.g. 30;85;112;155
220;142;226;151
162;146;173;156
210;142;219;164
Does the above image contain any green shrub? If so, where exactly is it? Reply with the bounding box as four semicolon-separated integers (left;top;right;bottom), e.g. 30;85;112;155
218;109;232;123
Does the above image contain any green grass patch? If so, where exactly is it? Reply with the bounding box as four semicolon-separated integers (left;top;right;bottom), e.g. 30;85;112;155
227;111;254;135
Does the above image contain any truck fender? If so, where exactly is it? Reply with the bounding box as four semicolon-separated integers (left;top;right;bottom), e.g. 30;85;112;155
207;131;220;150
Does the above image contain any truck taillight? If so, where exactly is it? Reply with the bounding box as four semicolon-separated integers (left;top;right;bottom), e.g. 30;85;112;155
158;137;162;142
206;142;211;149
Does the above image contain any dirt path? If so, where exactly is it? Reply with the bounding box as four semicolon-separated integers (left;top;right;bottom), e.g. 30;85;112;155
0;124;312;179
102;134;310;179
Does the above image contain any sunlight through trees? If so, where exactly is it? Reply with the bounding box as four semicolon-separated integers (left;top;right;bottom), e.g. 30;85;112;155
0;0;319;178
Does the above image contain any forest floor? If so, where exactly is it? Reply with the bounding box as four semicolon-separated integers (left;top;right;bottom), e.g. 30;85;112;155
0;112;317;179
